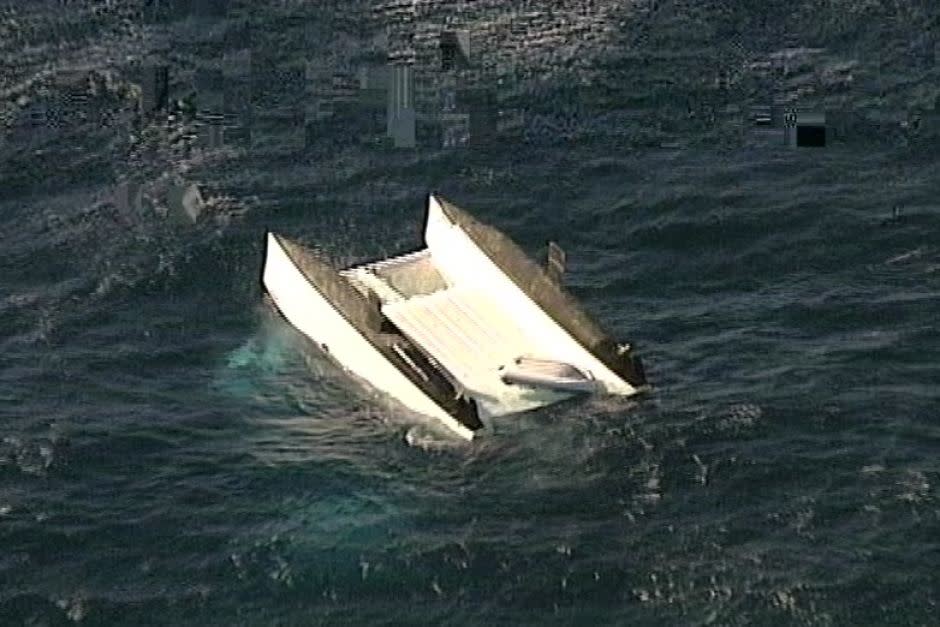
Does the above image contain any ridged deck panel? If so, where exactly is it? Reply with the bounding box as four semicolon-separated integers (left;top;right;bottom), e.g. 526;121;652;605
382;286;536;401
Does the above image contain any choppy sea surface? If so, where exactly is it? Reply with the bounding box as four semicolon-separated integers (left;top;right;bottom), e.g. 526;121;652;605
1;1;939;624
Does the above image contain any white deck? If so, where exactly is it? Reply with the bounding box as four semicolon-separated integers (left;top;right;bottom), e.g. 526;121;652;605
382;285;570;416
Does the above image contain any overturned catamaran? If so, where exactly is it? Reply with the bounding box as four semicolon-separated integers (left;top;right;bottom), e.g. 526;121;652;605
261;194;646;439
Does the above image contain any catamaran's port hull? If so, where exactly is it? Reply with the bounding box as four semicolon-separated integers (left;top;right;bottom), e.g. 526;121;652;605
262;232;477;440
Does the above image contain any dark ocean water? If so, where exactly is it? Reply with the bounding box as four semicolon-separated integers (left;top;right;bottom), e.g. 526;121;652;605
1;1;939;625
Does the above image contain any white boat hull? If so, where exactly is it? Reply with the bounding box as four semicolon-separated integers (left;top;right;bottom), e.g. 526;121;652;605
260;194;646;440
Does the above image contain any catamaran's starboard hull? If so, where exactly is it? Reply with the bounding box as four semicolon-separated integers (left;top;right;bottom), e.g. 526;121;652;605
424;195;646;395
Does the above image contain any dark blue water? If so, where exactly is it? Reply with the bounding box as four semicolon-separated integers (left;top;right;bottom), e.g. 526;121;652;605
2;1;939;624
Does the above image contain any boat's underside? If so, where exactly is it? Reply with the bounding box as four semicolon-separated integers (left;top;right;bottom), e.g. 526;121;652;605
261;194;646;439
